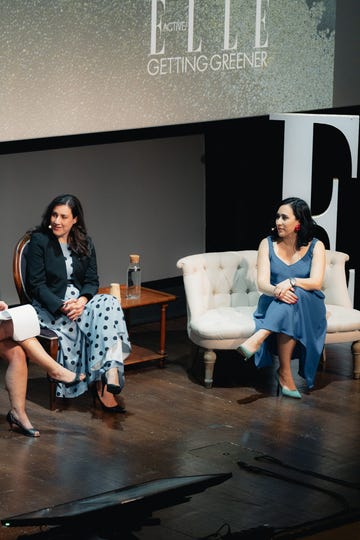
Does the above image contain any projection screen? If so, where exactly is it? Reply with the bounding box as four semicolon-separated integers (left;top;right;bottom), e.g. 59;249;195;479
1;0;336;142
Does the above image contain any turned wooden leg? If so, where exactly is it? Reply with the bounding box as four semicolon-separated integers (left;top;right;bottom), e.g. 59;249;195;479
351;340;360;379
203;349;216;388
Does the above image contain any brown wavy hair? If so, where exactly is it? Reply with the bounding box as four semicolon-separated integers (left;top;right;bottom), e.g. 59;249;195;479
35;193;90;257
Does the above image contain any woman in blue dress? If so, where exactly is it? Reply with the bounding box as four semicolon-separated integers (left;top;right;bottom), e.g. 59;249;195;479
238;197;327;398
26;194;131;412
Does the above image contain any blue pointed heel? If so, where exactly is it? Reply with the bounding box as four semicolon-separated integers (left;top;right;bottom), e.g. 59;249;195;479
276;371;301;399
237;344;257;360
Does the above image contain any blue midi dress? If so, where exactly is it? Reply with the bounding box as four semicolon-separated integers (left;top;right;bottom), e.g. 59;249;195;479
253;236;326;389
33;244;131;398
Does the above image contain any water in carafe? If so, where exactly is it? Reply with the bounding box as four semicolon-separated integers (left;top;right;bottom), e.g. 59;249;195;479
126;254;141;299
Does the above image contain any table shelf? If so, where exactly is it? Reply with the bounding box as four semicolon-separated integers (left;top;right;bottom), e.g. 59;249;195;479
98;285;177;368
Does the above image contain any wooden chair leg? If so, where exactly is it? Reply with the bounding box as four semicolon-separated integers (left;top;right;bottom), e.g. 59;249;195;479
203;349;217;389
351;340;360;379
46;338;59;411
49;381;57;411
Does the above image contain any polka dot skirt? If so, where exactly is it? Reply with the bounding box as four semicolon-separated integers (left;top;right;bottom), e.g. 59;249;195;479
33;244;131;398
35;293;131;398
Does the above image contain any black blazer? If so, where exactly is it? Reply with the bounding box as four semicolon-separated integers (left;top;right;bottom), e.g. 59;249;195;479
26;231;99;316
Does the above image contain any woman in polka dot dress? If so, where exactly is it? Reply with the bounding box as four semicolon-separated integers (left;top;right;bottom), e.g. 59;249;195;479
26;194;131;412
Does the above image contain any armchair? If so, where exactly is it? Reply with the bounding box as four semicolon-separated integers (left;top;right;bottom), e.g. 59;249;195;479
177;250;360;388
13;232;58;410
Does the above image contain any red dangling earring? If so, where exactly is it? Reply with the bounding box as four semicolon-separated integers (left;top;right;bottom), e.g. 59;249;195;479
295;223;301;232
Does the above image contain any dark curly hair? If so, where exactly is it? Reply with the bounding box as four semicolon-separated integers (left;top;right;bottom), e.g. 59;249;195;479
271;197;316;250
35;193;90;257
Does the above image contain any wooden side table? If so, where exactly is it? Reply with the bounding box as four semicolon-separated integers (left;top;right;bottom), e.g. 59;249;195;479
98;285;177;368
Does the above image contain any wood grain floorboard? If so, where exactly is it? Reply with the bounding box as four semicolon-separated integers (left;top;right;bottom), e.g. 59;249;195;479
0;318;359;539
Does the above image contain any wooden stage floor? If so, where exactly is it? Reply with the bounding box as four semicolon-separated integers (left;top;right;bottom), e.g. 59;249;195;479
0;318;359;539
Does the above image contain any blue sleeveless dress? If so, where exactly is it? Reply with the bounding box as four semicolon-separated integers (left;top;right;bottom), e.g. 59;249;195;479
253;237;326;389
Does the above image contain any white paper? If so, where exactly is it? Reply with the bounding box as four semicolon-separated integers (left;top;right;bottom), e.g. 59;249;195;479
0;304;40;341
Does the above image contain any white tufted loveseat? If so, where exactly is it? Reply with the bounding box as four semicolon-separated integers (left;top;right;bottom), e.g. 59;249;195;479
176;250;360;388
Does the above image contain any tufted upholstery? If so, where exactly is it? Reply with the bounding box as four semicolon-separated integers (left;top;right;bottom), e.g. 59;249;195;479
177;250;360;388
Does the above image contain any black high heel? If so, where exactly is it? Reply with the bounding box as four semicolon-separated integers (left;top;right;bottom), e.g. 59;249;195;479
6;411;40;438
47;373;84;388
101;372;121;395
91;385;126;413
